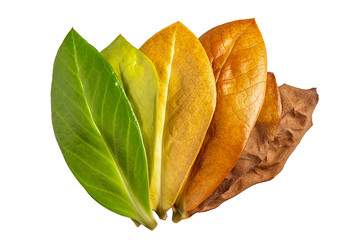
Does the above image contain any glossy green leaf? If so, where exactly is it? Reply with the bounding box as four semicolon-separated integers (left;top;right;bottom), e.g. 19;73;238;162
101;36;159;208
51;29;157;230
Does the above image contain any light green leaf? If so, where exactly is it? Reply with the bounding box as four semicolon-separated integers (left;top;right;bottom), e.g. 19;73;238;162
101;36;159;211
51;29;157;230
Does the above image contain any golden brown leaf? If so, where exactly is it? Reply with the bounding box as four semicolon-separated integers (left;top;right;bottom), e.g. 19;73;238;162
140;22;216;219
174;19;267;217
256;72;282;140
184;84;319;218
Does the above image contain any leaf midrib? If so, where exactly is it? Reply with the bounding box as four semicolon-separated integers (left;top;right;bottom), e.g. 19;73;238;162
158;23;178;214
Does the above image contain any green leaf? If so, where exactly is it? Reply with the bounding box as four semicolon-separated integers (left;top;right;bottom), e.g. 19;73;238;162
51;29;157;230
101;36;159;211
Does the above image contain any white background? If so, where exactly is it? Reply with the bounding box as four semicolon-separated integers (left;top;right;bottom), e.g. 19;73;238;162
1;0;359;239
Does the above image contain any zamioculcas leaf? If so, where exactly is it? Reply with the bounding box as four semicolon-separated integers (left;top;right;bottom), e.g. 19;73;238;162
101;35;159;199
185;84;319;217
255;72;282;140
140;22;217;219
51;29;157;230
174;19;267;219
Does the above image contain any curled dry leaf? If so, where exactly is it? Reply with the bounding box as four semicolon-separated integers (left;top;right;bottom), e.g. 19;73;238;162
140;22;217;219
174;19;267;218
185;84;319;217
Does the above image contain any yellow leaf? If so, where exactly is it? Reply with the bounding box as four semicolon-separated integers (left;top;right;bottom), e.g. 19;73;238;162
140;22;217;218
175;19;267;217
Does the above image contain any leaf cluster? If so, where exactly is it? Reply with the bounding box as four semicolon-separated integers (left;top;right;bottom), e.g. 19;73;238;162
51;20;318;230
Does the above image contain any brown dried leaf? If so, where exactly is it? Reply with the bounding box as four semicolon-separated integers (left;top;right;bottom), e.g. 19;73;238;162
184;83;319;218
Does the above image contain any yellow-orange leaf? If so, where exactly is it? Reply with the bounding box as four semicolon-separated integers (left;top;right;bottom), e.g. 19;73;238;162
175;19;267;217
256;72;282;140
140;22;216;219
